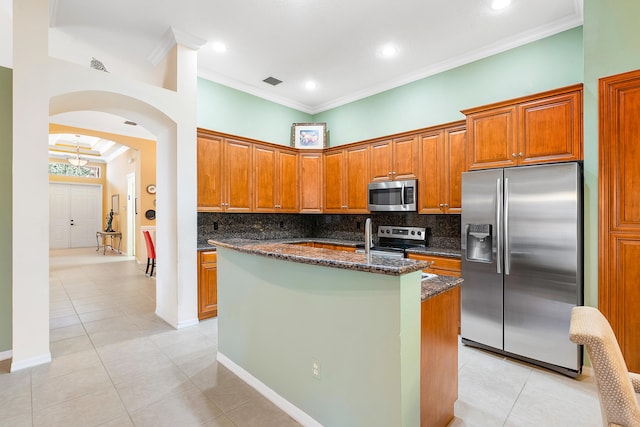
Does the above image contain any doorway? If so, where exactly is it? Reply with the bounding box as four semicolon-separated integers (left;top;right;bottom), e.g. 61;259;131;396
49;183;102;248
127;172;136;256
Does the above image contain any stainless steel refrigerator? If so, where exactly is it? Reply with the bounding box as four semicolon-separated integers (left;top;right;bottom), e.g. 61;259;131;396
461;162;583;377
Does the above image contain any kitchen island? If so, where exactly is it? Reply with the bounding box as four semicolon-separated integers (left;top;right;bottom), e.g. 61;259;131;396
210;239;462;427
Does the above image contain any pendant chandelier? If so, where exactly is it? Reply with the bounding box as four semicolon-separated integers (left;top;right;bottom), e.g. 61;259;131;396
68;135;88;167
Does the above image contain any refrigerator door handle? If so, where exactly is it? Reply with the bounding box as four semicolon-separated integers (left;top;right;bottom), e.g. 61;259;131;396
504;177;510;275
496;178;502;274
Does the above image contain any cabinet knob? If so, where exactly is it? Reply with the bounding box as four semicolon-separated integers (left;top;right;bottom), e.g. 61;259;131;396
439;203;445;207
444;203;449;207
392;171;397;175
512;153;517;158
519;152;524;157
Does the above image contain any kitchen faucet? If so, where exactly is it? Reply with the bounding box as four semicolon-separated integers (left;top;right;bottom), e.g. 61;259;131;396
365;217;372;256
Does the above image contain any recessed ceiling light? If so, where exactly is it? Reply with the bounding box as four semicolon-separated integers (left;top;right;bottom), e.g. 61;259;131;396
211;41;227;53
491;0;511;10
380;44;399;58
305;81;317;90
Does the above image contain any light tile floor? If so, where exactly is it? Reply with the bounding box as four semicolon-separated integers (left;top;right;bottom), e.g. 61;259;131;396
0;248;601;427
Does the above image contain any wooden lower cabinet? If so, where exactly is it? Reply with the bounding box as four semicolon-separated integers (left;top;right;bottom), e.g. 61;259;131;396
198;251;218;319
421;286;460;427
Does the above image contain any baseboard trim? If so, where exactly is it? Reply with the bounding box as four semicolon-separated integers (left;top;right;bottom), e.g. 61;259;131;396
0;349;12;362
176;318;199;329
217;352;323;427
10;352;52;371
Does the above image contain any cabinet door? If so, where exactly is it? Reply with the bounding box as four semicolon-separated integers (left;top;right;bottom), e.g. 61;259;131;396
253;145;277;212
393;135;419;180
418;130;444;214
517;90;582;165
299;152;323;213
370;139;393;182
344;145;370;213
198;251;218;319
466;105;517;170
444;126;466;213
197;135;224;211
225;139;253;212
278;149;299;212
323;150;345;212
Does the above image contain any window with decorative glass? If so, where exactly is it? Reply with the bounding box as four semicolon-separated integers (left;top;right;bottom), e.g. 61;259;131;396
48;162;101;178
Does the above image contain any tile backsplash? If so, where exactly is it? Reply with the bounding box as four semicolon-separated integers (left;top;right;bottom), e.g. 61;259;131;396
198;212;461;250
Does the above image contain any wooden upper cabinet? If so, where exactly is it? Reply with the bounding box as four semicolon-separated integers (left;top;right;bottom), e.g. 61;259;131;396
225;138;253;212
254;144;277;212
254;144;299;212
464;84;583;170
370;135;418;181
323;150;345;212
197;135;224;211
418;121;466;214
299;151;323;213
277;149;299;212
344;144;370;213
465;105;516;170
517;90;582;165
323;144;370;213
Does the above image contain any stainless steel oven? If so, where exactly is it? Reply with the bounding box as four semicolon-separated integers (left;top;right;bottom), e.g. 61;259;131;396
368;179;417;212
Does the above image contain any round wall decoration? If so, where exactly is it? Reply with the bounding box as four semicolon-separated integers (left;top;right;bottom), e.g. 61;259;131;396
145;209;156;220
146;184;156;194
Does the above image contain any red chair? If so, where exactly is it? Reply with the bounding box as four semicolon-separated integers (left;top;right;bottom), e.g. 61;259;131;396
142;230;156;277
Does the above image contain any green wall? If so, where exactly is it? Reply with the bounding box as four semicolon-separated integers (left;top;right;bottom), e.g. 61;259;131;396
0;66;12;353
217;248;421;427
582;0;640;307
197;78;312;144
315;26;583;146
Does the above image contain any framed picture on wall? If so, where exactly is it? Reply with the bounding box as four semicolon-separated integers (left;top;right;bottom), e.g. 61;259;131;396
111;194;119;214
291;123;327;149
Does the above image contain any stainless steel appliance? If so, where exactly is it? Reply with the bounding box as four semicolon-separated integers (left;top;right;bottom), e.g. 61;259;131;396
355;225;427;258
368;179;417;212
461;162;583;377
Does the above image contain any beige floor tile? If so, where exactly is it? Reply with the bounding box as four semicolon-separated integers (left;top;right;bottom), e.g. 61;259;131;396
114;365;196;413
202;365;262;413
225;395;302;427
102;348;175;385
49;314;82;329
49;306;78;319
78;308;125;323
0;390;32;421
130;387;222;427
86;329;147;348
0;413;33;427
32;386;128;427
49;324;87;343
32;365;113;411
49;334;95;357
31;349;103;385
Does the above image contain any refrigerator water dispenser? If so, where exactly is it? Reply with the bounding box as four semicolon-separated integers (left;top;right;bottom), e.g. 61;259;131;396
465;224;492;262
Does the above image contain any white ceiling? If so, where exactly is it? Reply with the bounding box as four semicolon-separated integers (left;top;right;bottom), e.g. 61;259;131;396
47;0;583;114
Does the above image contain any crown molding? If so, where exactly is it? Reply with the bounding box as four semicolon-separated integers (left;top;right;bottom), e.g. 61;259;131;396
148;27;207;66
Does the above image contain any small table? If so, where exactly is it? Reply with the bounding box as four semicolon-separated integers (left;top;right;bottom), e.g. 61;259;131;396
96;231;122;255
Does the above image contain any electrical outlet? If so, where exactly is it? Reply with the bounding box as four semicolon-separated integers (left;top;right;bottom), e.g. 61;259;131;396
311;358;321;379
279;221;284;228
213;222;218;230
356;221;361;230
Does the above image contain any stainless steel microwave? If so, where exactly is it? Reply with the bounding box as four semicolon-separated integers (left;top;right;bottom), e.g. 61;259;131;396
368;179;417;212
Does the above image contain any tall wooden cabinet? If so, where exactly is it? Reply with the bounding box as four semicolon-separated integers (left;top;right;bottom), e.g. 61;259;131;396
463;84;583;170
418;121;466;214
598;69;640;372
323;144;370;213
370;135;419;182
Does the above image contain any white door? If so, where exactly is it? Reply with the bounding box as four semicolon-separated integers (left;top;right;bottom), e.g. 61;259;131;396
50;183;102;248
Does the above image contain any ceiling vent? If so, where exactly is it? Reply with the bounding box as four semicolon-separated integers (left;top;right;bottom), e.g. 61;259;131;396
263;76;283;86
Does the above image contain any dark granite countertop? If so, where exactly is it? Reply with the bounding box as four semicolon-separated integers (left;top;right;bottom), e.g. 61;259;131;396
209;238;431;276
209;238;463;301
406;246;461;258
421;275;463;301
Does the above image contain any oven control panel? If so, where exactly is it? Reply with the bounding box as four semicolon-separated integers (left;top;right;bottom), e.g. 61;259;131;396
377;226;427;241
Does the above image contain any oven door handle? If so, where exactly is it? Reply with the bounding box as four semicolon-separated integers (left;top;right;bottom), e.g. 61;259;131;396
400;184;405;206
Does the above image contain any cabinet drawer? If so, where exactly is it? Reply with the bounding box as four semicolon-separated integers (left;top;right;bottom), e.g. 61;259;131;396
407;254;461;276
200;251;217;264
